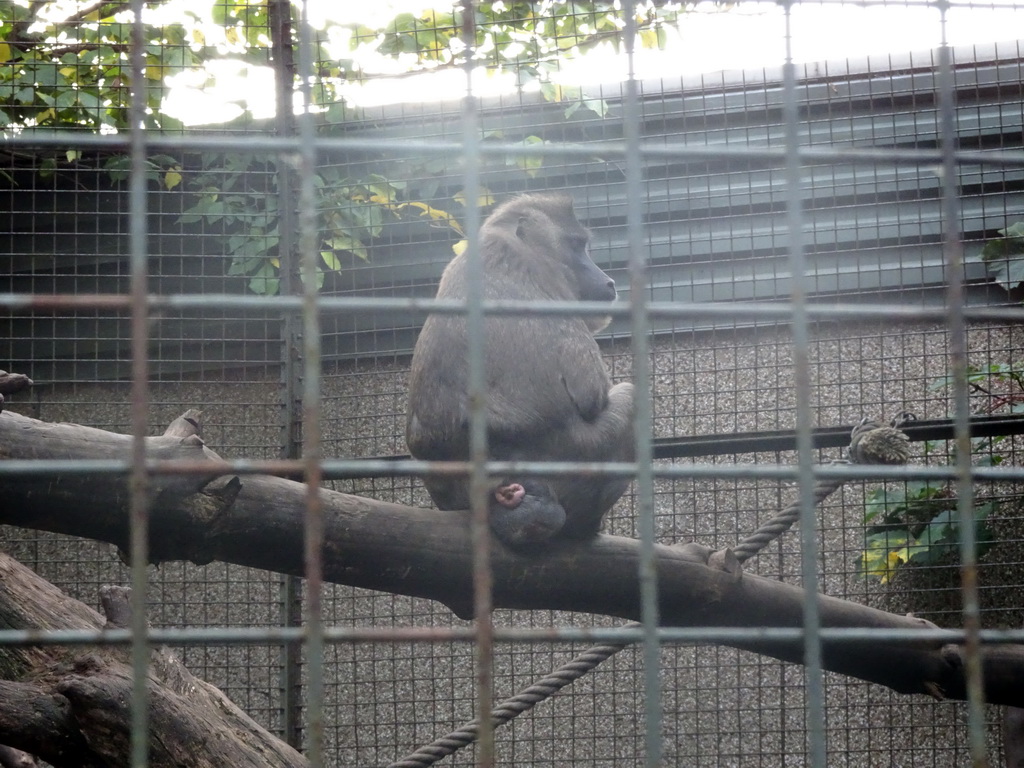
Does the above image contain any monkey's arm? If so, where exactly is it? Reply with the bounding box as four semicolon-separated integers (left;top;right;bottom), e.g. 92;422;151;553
559;382;635;459
553;330;617;423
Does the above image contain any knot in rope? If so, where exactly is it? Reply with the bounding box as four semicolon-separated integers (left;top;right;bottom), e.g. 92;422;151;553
848;412;914;465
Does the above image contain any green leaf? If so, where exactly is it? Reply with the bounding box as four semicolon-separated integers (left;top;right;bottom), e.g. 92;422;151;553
864;530;911;551
904;542;947;566
906;480;944;500
248;261;279;295
580;98;609;118
231;236;276;258
974;500;998;525
989;256;1024;291
863;487;907;523
103;154;133;182
509;135;545;177
859;531;912;582
39;157;57;178
325;233;368;262
77;90;101;111
55;89;77;109
920;508;958;543
320;251;342;271
204;200;226;223
980;220;1024;290
31;62;61;88
228;255;270;275
302;266;325;291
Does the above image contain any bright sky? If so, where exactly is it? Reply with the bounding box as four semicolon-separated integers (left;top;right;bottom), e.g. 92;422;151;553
160;1;1024;125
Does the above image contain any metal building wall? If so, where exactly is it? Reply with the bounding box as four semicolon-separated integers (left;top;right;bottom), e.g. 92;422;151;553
1;5;1024;767
4;42;1023;371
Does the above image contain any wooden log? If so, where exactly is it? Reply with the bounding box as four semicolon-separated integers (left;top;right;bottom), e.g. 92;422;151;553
0;554;308;768
2;409;1024;707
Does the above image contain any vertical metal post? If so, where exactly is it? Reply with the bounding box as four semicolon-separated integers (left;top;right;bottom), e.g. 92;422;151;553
293;2;325;765
127;0;151;764
268;0;304;749
781;4;827;765
458;2;496;764
620;2;661;764
936;5;987;765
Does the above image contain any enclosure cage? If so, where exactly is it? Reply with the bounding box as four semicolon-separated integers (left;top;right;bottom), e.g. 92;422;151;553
2;0;1024;766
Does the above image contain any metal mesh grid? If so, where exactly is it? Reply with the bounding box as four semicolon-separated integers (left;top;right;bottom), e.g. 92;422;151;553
2;1;1024;766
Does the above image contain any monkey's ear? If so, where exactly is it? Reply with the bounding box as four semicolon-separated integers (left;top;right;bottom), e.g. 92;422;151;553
516;216;528;240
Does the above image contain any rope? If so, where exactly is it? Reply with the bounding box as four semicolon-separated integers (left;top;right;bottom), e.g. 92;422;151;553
389;414;914;767
731;469;847;564
734;414;912;563
387;640;629;768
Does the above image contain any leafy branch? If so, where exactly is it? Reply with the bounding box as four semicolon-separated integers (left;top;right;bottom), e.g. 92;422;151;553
859;444;998;584
978;221;1024;292
2;1;679;287
859;364;1024;583
860;218;1024;583
178;154;468;295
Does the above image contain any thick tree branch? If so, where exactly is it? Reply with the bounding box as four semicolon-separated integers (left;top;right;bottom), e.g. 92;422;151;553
0;553;308;768
2;409;1024;707
5;1;138;53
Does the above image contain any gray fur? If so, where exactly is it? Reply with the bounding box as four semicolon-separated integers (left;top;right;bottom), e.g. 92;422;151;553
406;194;635;546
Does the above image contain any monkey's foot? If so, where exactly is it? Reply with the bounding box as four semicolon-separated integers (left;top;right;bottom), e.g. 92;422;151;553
673;542;743;581
489;480;566;547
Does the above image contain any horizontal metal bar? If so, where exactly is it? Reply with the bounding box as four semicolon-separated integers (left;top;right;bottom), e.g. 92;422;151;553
326;461;1024;483
652;415;1024;458
0;624;1023;647
0;460;130;475
4;292;1024;324
6;456;1024;482
3;132;1023;168
340;415;1024;465
802;0;1009;8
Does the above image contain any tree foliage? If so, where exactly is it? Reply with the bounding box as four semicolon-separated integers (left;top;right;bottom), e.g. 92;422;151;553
979;221;1024;292
1;0;685;290
859;363;1024;584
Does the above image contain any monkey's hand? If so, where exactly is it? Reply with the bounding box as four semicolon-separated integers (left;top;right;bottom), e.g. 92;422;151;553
0;370;33;414
589;381;634;427
590;381;635;444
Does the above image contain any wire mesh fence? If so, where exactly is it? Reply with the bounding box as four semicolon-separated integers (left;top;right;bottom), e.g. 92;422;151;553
2;0;1024;765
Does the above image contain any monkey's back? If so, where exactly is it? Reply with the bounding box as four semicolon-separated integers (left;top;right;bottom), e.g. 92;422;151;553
406;276;609;459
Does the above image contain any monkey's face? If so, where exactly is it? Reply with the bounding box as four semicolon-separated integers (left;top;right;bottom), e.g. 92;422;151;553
477;194;618;331
565;232;616;302
563;231;616;335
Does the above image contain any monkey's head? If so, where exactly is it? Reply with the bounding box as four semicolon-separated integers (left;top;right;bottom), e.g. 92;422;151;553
484;194;617;332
